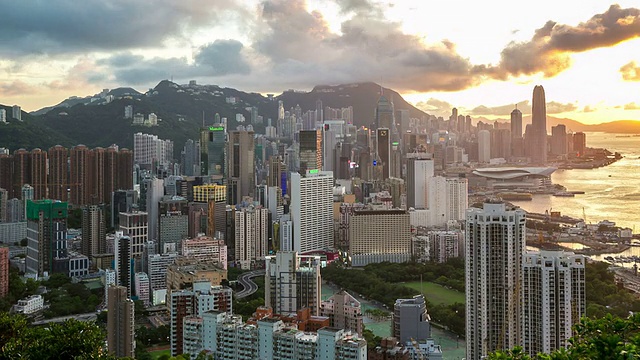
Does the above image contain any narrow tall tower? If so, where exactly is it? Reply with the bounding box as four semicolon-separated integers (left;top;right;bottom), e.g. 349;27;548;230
531;85;547;163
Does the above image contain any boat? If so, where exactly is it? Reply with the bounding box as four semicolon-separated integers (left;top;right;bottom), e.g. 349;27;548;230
553;191;575;197
497;192;533;201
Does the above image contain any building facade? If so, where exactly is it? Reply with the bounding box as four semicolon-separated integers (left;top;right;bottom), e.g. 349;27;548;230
290;170;334;253
107;286;135;358
265;252;322;315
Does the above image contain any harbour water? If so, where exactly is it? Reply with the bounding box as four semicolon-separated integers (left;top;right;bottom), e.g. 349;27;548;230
510;132;640;231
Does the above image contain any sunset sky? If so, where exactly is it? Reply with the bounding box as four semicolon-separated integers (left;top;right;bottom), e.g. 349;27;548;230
1;0;640;123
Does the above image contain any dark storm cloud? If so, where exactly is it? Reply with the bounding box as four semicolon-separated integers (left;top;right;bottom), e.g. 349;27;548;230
0;0;246;56
620;61;640;81
496;5;640;78
105;40;251;85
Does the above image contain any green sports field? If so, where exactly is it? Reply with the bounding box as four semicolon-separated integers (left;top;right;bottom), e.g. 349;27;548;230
402;281;465;306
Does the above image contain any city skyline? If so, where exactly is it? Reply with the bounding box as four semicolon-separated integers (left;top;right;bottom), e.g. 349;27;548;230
0;0;638;124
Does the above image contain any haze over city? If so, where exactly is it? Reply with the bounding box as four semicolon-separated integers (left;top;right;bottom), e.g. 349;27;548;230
1;0;640;124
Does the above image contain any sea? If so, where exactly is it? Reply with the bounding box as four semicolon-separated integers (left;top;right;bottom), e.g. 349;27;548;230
510;132;640;232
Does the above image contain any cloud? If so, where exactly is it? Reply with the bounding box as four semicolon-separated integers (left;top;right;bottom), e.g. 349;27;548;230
496;5;640;78
413;98;455;117
620;61;640;81
0;0;248;56
470;101;530;116
582;105;596;112
0;80;38;97
546;101;578;114
624;102;640;110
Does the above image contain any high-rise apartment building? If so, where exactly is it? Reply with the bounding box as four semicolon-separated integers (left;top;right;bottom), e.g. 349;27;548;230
531;85;548;164
114;232;133;297
135;272;150;306
146;178;164;242
118;211;148;258
290;170;334;253
234;204;269;270
81;205;106;259
26;200;68;276
147;251;178;293
70;145;91;206
393;295;431;343
522;251;586;357
0;247;8;298
12;105;21;121
320;290;363;335
227;129;255;205
13;149;29;200
465;202;526;359
265;252;321;315
134;132;174;169
0;188;7;223
200;125;226;178
349;209;411;266
47;145;68;202
30;148;47;200
107;285;135;358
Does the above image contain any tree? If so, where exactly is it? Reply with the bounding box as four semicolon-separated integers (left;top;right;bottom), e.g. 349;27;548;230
0;313;114;359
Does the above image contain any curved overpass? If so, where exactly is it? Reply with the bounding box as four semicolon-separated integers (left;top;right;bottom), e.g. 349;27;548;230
235;269;265;299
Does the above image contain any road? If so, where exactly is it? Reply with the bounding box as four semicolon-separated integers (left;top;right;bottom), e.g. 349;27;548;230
32;312;97;325
235;269;265;299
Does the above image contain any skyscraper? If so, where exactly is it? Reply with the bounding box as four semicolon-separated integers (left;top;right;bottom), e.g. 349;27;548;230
299;130;322;173
510;107;523;139
158;197;189;254
114;232;133;297
107;285;135;358
234;204;269;270
70;145;91;206
478;130;491;163
550;124;568;157
466;201;526;359
265;251;321;315
290;170;334;253
25;199;68;276
227;129;255;205
406;156;434;209
375;96;394;130
118;211;148;258
531;85;548;163
522;251;586;357
200;126;225;178
376;128;390;179
30;148;47;200
47;145;68;202
81;205;106;259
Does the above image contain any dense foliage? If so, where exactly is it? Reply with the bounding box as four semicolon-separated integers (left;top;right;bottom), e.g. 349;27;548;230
585;261;640;318
0;312;114;359
233;276;265;321
322;260;466;336
41;274;102;318
0;267;39;312
489;313;640;359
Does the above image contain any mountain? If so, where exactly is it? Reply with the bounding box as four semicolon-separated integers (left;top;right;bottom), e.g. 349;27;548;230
477;115;640;133
30;87;143;116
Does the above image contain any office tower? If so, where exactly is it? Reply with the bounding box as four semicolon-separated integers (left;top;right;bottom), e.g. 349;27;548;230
267;156;284;188
181;235;227;269
490;129;511;159
192;184;226;203
290;170;333;253
376;95;394;130
234;204;269;270
227;129;255;205
107;285;135;358
511;107;523;139
406;157;434;209
349;209;411;266
30;148;47;200
12;105;21;121
117;148;134;191
181;139;200;176
135;272;150;306
522;251;586;357
158;197;189;253
25;200;68;276
478;130;491;163
393;295;431;343
118;211;148;258
13;149;30;200
81;205;106;258
47;145;68;202
265;251;321;315
466;202;526;359
320;290;363;335
376;128;390;179
531;85;548;163
0;247;8;298
200;125;226;178
114;232;133;297
146;178;164;241
70;145;91;206
573;132;586;156
170;281;233;356
111;190;138;229
299;130;322;173
551;124;568;156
